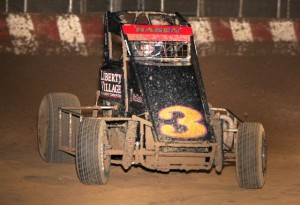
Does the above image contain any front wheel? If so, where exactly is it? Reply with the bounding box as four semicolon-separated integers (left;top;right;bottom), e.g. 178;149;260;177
236;123;267;189
76;118;111;185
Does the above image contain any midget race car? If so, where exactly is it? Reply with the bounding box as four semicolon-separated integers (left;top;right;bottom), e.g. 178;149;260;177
38;11;267;189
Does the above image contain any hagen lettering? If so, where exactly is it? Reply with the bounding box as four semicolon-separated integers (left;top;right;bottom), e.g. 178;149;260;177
135;27;180;34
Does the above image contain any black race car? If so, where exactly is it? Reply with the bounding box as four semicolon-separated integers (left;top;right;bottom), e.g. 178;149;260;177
38;11;267;188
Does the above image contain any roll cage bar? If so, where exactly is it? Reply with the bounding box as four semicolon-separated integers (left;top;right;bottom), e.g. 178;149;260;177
104;11;193;65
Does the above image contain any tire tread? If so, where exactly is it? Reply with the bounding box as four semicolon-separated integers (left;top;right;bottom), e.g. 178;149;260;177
236;122;266;189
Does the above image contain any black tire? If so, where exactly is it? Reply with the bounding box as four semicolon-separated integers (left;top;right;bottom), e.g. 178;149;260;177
38;93;80;163
76;118;111;185
212;119;223;173
236;123;267;189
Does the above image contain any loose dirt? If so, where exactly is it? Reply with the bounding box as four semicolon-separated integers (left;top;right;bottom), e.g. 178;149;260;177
0;54;299;205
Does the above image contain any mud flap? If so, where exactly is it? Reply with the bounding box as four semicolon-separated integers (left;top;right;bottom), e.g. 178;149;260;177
122;121;138;170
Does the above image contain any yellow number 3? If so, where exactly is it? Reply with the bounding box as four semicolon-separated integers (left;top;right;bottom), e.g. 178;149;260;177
159;105;207;139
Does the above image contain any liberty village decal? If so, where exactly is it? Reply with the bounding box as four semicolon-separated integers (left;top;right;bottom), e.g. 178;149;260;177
100;71;122;98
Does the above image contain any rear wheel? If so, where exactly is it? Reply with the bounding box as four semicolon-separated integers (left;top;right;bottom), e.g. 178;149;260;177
236;123;267;189
38;93;80;163
76;118;111;185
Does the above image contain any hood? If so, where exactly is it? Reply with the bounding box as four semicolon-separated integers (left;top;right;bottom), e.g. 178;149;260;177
134;63;211;142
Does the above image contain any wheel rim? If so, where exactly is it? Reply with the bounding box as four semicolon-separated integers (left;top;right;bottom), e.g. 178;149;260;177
261;133;267;179
98;120;111;183
38;100;49;158
102;129;111;174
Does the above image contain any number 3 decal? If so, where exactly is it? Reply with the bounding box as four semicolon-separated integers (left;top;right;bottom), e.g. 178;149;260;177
158;105;207;139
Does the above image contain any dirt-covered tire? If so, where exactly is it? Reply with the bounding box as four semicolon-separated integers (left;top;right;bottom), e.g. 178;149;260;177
38;93;80;163
212;119;223;173
236;123;267;189
76;118;111;185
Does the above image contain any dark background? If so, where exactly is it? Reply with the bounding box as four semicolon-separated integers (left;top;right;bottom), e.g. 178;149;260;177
1;0;300;18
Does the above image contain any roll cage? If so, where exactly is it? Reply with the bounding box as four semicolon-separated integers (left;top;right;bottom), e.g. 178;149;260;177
104;11;194;66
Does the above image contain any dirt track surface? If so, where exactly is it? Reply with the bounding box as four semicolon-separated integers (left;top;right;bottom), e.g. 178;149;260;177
0;54;300;205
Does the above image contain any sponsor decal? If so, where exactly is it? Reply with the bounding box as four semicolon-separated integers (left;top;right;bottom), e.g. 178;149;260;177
130;89;143;103
100;71;122;98
135;27;180;33
158;105;207;139
122;25;192;41
122;25;192;35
